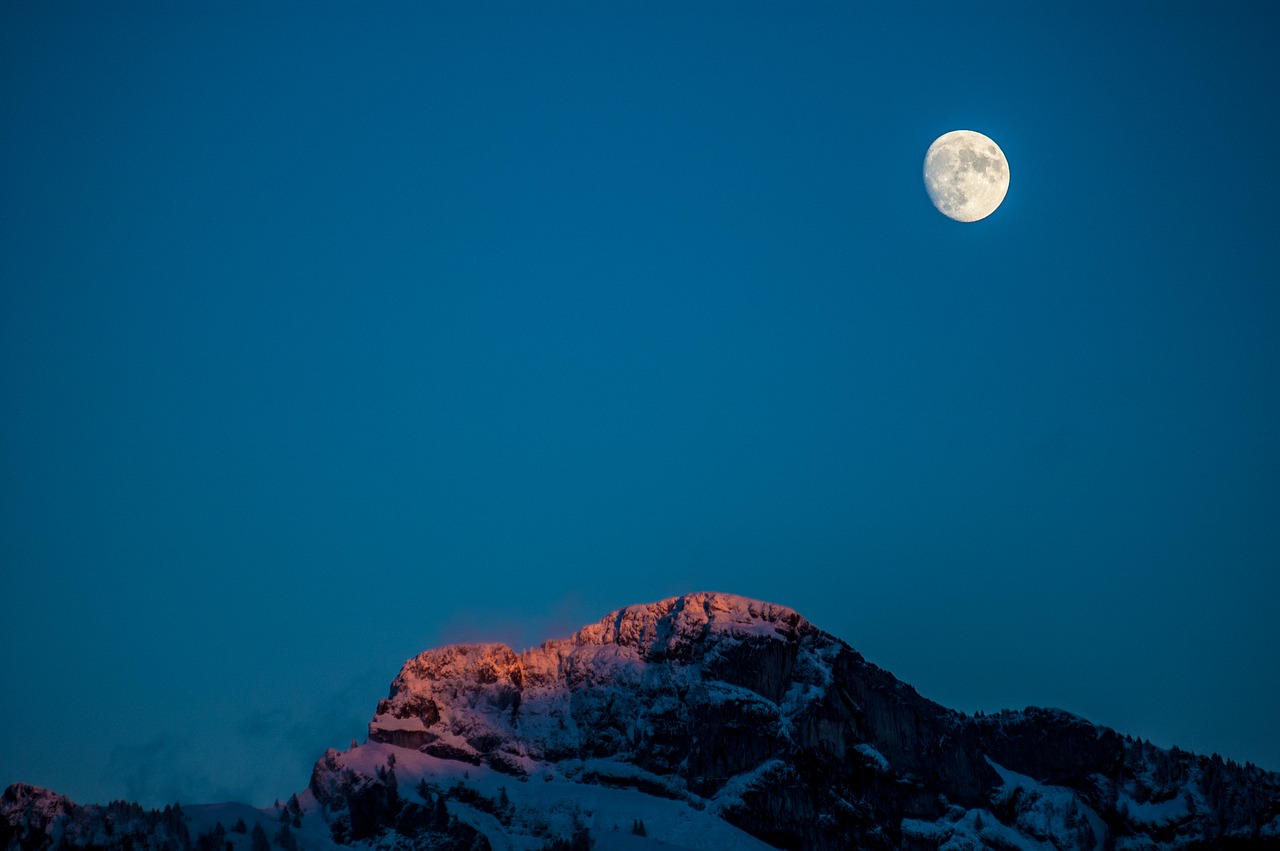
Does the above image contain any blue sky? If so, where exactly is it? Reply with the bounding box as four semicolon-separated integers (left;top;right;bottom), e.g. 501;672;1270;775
3;2;1278;807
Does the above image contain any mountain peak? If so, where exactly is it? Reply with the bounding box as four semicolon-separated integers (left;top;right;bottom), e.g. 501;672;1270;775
569;592;815;658
351;593;1280;848
7;593;1279;851
369;593;838;775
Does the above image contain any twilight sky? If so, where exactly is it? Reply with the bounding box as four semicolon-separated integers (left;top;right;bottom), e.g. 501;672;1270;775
2;2;1278;808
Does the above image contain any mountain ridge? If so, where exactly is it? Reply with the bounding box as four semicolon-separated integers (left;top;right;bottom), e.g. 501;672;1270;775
6;592;1279;850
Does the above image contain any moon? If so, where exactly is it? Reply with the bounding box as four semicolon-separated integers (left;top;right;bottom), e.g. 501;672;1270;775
923;130;1010;222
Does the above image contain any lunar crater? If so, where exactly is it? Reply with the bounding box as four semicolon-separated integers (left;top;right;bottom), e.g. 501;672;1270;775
923;130;1010;222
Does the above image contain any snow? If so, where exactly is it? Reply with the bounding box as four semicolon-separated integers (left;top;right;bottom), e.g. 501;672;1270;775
569;758;684;795
707;759;786;814
323;742;775;851
1116;790;1190;826
574;592;811;653
985;757;1106;851
369;714;426;733
901;818;949;841
903;809;1057;851
366;590;845;791
11;592;1280;851
699;679;774;707
855;744;891;773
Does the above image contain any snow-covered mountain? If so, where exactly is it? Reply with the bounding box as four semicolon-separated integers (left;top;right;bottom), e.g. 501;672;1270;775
5;593;1279;850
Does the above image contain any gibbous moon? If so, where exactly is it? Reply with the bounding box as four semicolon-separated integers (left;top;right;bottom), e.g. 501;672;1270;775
923;130;1010;222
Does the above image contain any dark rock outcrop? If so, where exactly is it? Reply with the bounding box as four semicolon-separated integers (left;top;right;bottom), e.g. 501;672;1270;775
5;592;1279;851
353;592;1280;850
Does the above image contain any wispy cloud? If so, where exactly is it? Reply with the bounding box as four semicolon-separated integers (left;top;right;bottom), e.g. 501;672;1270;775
101;668;384;809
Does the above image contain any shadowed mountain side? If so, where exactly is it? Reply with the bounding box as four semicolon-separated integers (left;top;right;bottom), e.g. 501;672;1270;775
6;593;1280;851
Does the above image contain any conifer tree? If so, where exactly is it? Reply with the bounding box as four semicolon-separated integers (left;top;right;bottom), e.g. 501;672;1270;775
496;786;512;821
250;823;270;851
273;823;297;851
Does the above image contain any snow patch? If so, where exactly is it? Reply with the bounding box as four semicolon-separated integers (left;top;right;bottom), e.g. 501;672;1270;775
369;714;427;733
904;808;1056;851
318;743;774;851
985;757;1106;851
708;759;787;814
855;744;891;773
1116;790;1190;826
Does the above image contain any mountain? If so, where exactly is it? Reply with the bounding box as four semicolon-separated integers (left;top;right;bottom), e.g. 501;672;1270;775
5;592;1279;850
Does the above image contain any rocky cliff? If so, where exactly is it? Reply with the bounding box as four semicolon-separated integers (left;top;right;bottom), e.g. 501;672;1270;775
341;592;1280;849
5;593;1280;851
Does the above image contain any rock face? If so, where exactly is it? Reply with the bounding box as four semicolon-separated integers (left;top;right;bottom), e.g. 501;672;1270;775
0;785;74;851
5;592;1280;851
361;593;997;847
347;591;1278;850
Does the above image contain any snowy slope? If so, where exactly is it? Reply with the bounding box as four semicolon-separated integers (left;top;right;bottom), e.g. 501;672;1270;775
317;741;774;851
6;592;1280;851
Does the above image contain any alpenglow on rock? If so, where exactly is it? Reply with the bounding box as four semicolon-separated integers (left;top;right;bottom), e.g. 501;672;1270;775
367;593;850;779
6;592;1280;851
